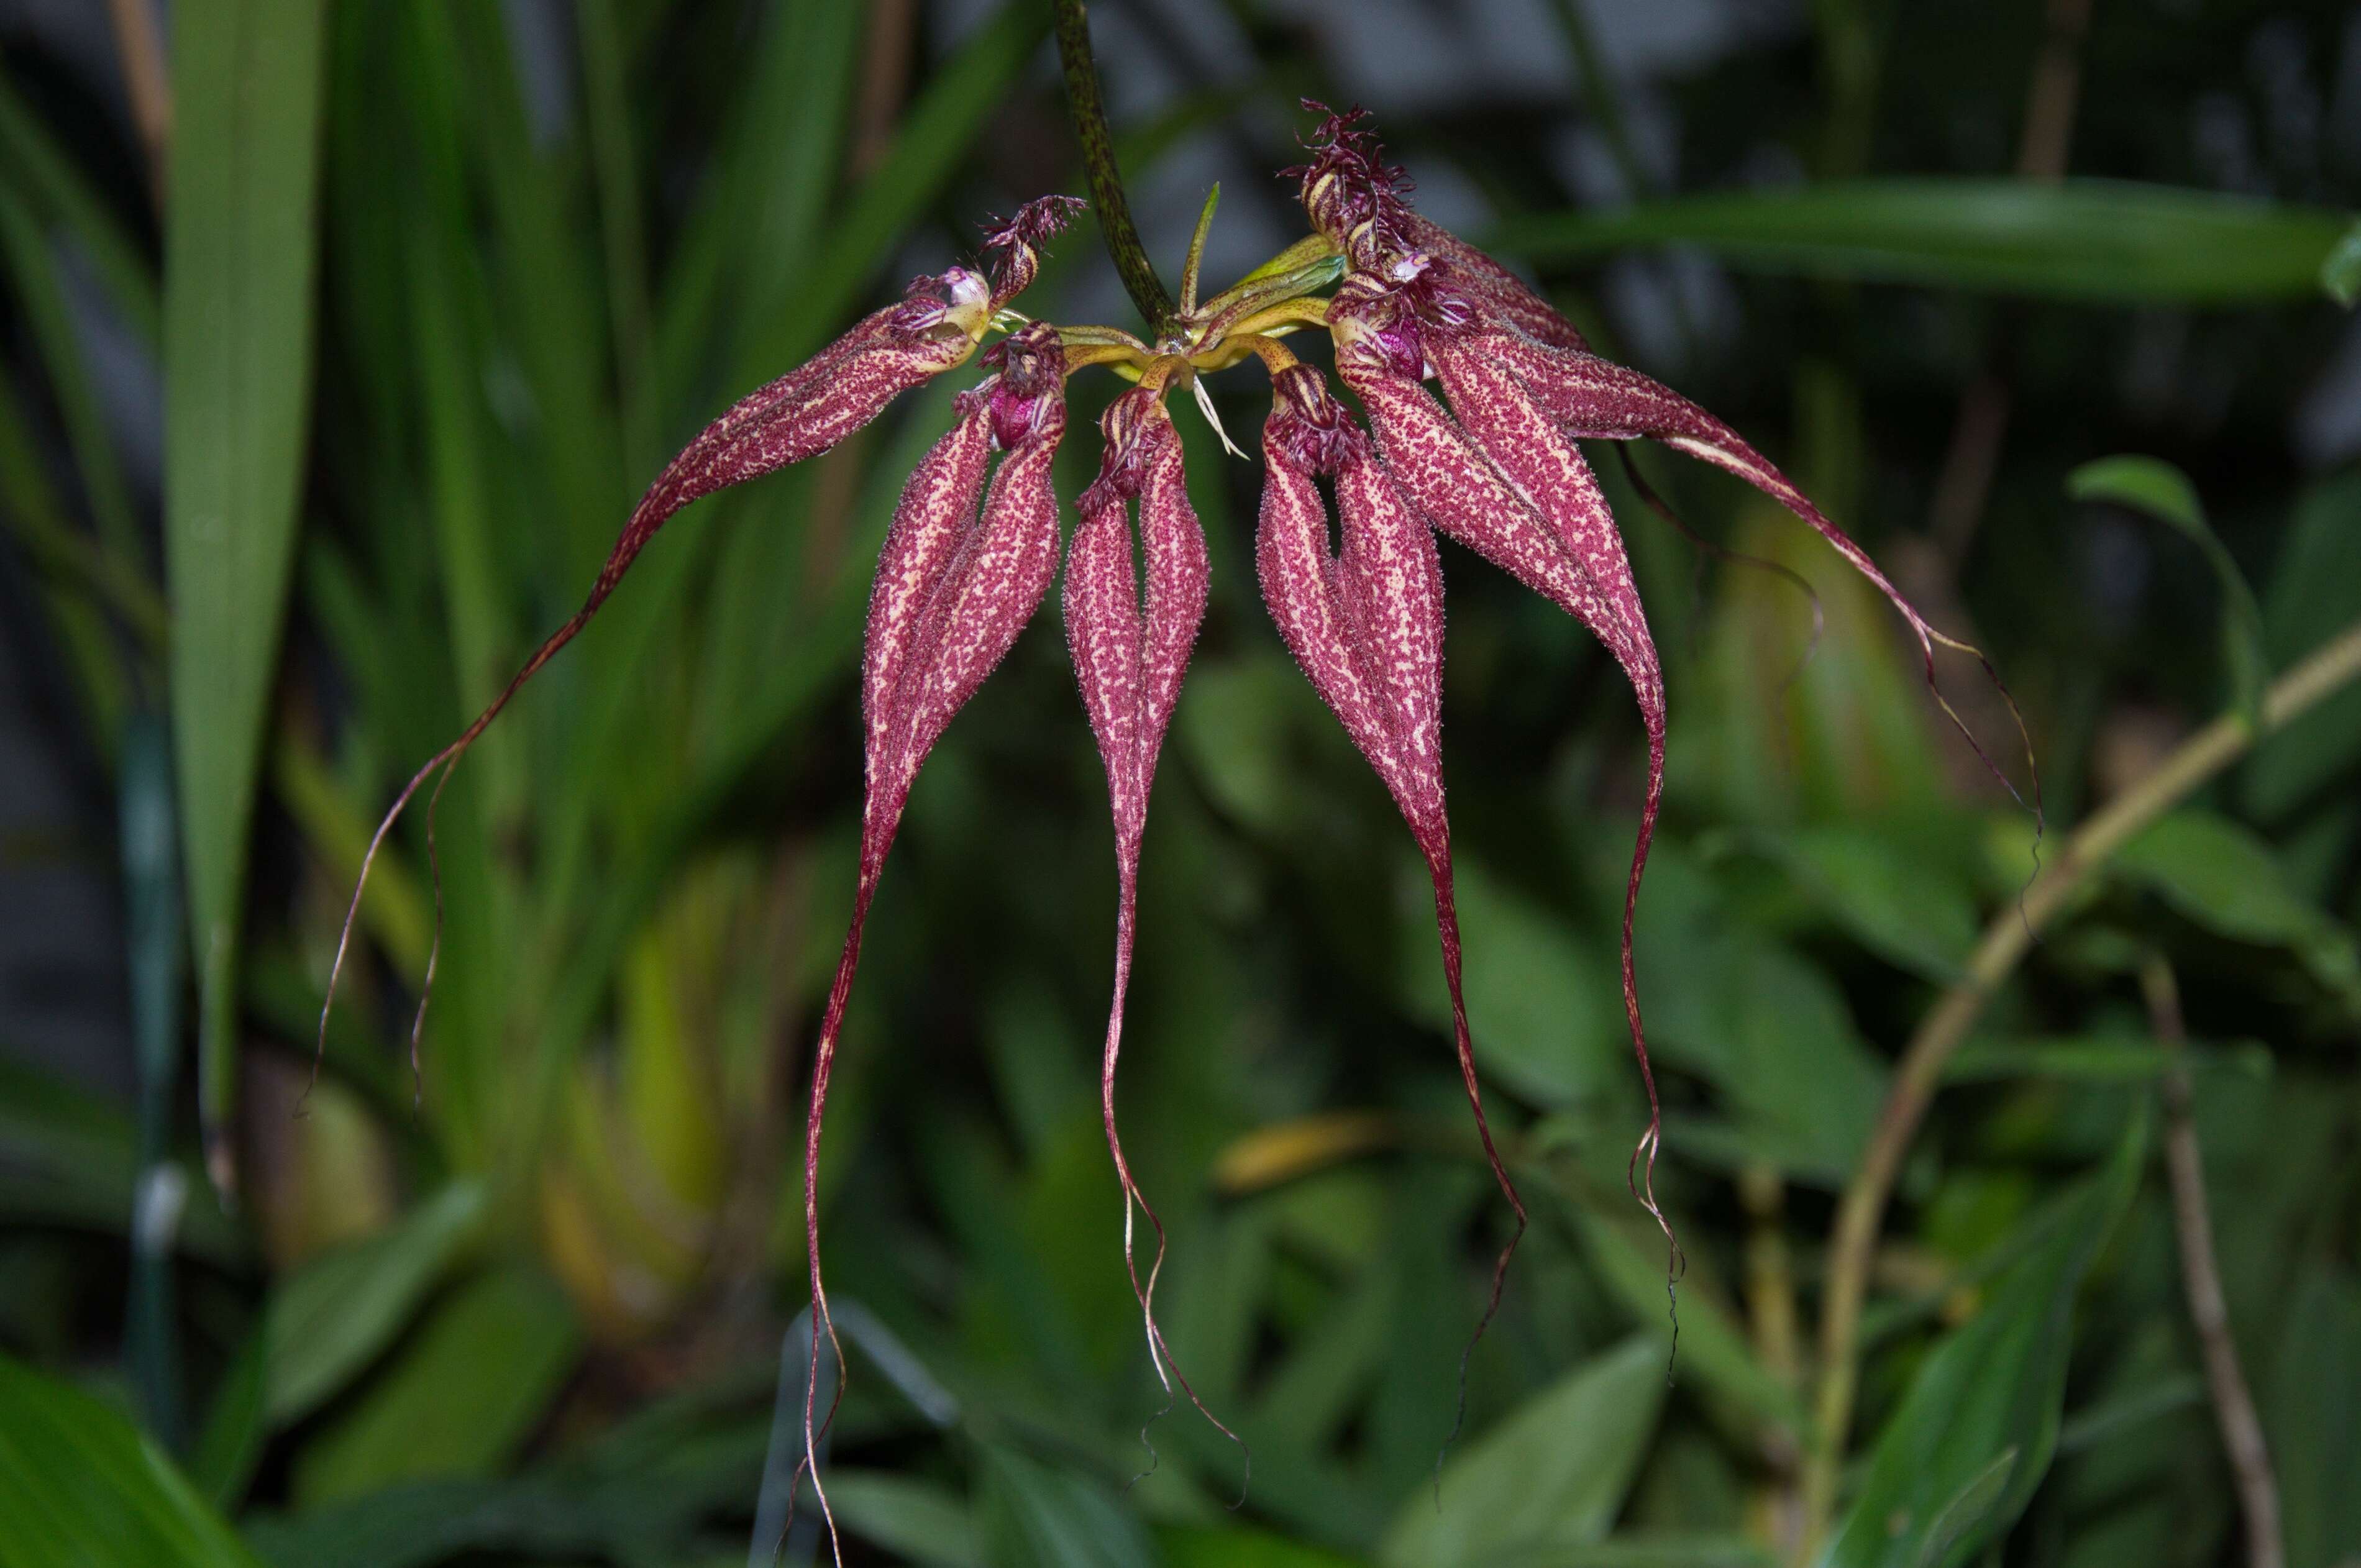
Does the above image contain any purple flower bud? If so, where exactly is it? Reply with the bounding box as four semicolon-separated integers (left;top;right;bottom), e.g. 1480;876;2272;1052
1290;101;1413;276
1291;103;1590;353
983;194;1089;309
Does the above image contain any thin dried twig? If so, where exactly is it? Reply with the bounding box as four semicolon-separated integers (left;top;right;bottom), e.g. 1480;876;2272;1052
2140;957;2284;1568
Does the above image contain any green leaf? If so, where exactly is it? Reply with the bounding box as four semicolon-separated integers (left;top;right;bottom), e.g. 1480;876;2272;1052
0;1351;265;1568
122;713;189;1449
163;0;332;1188
2322;218;2361;306
1643;936;1886;1187
1161;1525;1372;1567
1822;1110;2147;1568
263;1183;486;1426
1381;1336;1667;1567
976;1444;1156;1568
2113;810;2361;1009
2267;1264;2361;1568
293;1264;580;1503
0;177;141;565
1487;1539;1776;1568
190;1333;268;1512
744;0;1050;376
1489;181;2355;304
1943;1034;2268;1085
1568;1204;1804;1436
1571;1206;1807;1438
0;1055;243;1266
2246;470;2361;819
1908;1449;2016;1568
823;1472;984;1568
0;72;160;344
1400;857;1618;1110
2067;457;2268;729
1744;824;1979;982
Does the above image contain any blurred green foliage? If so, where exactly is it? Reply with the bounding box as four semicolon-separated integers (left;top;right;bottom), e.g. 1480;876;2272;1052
2;2;2359;1567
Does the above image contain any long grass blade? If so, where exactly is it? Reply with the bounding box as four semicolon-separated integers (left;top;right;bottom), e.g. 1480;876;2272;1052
163;0;332;1193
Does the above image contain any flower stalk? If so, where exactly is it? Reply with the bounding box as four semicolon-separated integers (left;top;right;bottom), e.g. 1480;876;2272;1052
1051;0;1175;339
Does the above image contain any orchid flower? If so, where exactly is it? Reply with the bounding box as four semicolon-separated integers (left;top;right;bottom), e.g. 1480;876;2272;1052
323;107;2034;1546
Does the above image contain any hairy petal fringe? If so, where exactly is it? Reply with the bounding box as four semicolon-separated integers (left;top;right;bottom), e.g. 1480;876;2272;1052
797;329;1069;1549
1062;388;1246;1486
1256;367;1530;1448
1331;278;1684;1292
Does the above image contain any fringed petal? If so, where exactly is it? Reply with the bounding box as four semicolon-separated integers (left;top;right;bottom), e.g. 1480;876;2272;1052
1063;386;1240;1477
1397;209;1589;353
797;326;1069;1550
1332;293;1681;1275
1256;367;1528;1436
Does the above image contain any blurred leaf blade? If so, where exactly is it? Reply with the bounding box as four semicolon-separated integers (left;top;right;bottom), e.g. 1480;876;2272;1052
744;0;1049;378
0;1351;267;1568
977;1444;1158;1568
2322;218;2361;306
1491;180;2354;303
163;0;332;1188
0;69;160;342
1381;1335;1668;1567
262;1182;486;1426
292;1264;582;1503
2068;457;2269;729
2114;811;2361;1010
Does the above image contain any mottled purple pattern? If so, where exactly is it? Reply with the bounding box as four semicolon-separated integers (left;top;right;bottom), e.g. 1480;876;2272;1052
1432;332;1657;684
1290;104;2022;1275
1425;327;1676;1206
984;194;1088;308
1396;210;1589;353
639;273;992;584
1330;275;1678;1247
1256;365;1444;838
1062;386;1220;1425
1256;367;1527;1309
1476;328;1954;670
1330;280;1632;673
798;342;1069;1539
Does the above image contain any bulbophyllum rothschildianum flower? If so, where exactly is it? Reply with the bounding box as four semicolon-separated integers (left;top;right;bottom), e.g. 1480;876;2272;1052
326;107;2033;1541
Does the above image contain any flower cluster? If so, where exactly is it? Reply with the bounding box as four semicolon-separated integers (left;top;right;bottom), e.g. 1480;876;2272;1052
326;106;2029;1541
